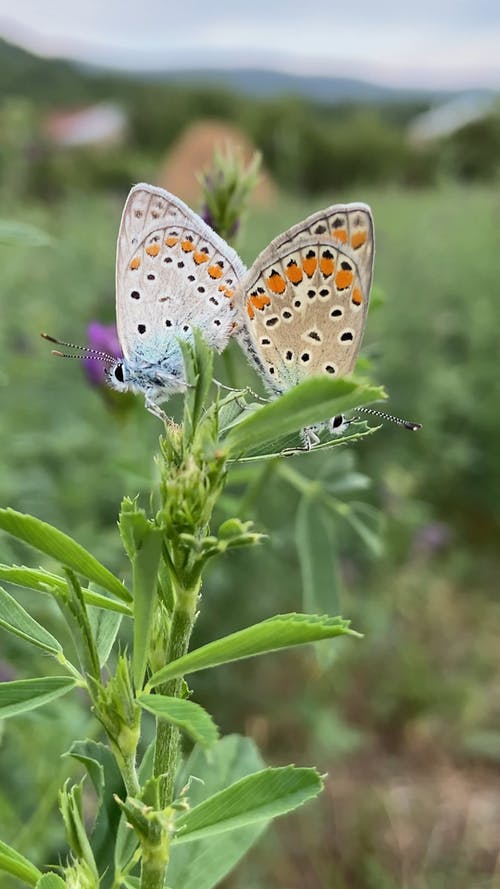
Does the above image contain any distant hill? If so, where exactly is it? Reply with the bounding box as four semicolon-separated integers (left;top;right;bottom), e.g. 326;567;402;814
0;37;104;103
0;36;458;107
134;66;452;105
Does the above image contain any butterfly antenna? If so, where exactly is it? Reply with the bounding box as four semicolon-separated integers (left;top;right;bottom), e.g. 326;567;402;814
356;406;422;431
41;333;116;363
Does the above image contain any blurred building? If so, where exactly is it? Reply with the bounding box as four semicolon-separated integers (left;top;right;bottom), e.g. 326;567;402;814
43;102;127;148
407;93;498;144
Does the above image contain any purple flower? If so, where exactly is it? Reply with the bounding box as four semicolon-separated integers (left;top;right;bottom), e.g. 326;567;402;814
83;322;122;387
412;522;453;555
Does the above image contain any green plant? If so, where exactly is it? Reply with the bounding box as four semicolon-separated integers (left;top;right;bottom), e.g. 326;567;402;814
0;326;384;889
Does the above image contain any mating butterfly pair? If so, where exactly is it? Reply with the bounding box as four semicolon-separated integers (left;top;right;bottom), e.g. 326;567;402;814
44;183;419;439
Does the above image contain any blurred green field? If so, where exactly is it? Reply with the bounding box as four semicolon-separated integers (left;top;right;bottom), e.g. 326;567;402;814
1;181;500;889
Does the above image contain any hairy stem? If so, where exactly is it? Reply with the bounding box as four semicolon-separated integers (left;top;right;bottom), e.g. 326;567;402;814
153;595;198;806
140;822;169;889
116;747;141;798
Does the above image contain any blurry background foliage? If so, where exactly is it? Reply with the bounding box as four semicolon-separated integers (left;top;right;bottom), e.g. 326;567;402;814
1;34;500;889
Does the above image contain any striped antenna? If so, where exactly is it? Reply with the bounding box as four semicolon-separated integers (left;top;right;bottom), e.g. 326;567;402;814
356;406;421;431
41;333;116;364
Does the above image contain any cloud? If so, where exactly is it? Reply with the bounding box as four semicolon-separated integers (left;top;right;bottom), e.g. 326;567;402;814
1;0;500;88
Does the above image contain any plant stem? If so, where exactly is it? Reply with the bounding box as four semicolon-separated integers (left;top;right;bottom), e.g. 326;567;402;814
153;593;198;806
140;823;169;889
277;462;321;496
117;748;141;798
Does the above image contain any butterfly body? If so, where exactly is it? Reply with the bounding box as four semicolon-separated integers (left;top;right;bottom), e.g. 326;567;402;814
106;344;187;417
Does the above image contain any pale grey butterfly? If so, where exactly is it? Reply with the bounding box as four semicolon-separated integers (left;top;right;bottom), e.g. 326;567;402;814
234;201;420;444
44;183;246;420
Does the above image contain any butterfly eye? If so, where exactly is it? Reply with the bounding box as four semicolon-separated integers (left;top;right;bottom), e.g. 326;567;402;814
114;364;125;383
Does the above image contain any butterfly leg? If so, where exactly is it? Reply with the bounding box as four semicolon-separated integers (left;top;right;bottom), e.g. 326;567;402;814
143;391;171;423
280;425;319;456
303;426;321;448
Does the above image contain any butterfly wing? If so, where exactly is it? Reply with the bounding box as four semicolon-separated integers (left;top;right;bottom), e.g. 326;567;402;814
116;183;246;367
236;203;374;393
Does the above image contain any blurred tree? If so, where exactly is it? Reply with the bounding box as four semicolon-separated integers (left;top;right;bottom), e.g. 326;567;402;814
442;112;500;181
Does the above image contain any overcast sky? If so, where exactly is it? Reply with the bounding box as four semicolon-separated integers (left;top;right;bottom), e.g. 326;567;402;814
1;0;500;89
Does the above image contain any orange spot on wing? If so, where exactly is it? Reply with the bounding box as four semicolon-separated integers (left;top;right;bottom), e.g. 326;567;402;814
129;257;141;270
302;256;317;277
146;244;160;257
335;269;354;290
267;272;286;294
246;301;255;320
181;239;194;252
193;251;209;264
165;236;178;247
286;263;303;284
252;294;271;310
208;265;223;279
351;231;367;249
218;284;234;298
332;228;347;244
320;256;335;277
351;287;363;305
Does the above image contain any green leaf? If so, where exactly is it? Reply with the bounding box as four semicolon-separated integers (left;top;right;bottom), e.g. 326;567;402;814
0;509;131;602
0;585;62;653
138;694;219;748
68;740;125;886
36;874;67;889
0;676;77;718
88;607;123;667
174;766;323;843
0;564;132;615
58;781;98;877
148;613;359;688
167;735;266;889
132;527;164;691
0;219;53;247
319;450;371;495
0;564;68;595
180;330;214;446
233;422;378;462
59;569;100;681
296;501;342;616
118;498;150;561
296;501;344;670
223;377;385;457
0;840;42;886
119;501;164;689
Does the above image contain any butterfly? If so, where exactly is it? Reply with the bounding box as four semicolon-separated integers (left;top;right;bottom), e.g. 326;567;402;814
236;200;372;394
234;202;419;444
45;183;246;420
